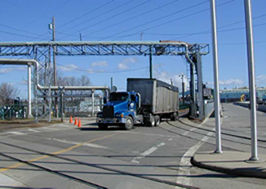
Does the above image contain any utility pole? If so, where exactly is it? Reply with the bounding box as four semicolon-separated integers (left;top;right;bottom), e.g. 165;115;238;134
111;77;113;89
49;16;58;117
210;0;222;153
244;0;258;161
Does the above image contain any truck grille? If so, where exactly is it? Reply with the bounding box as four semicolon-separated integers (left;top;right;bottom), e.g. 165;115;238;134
103;106;114;118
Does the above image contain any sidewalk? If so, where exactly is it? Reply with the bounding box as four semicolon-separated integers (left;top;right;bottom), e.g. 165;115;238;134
192;151;266;178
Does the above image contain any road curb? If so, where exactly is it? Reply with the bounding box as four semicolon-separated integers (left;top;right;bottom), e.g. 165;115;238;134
191;154;266;179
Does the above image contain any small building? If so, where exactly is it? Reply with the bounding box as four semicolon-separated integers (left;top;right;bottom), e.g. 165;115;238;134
220;88;266;103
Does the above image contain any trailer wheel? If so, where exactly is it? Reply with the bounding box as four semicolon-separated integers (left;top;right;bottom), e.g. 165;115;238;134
155;115;160;126
170;112;177;121
124;116;134;130
149;114;155;127
98;124;108;130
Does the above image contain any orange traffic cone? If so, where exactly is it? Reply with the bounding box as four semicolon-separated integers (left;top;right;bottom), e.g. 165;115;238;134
69;116;73;124
74;117;78;126
78;118;81;128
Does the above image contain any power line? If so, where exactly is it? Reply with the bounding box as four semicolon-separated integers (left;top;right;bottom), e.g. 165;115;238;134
58;0;114;29
74;0;149;34
99;0;209;40
143;12;266;39
0;29;47;40
58;0;132;33
100;0;235;40
82;0;180;37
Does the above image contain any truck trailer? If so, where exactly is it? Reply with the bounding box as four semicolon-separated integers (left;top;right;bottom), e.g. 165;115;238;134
96;78;179;130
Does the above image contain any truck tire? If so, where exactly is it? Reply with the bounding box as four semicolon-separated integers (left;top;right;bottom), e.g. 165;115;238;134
170;112;177;121
98;124;108;130
155;115;160;126
148;114;155;127
124;116;134;130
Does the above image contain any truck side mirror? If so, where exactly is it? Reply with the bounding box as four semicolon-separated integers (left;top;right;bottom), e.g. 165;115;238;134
103;97;107;104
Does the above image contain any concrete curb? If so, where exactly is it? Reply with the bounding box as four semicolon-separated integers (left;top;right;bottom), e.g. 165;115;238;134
191;152;266;179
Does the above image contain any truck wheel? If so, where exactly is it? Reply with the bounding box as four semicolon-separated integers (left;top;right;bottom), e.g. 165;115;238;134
155;115;160;126
124;116;134;130
170;112;177;121
149;114;155;127
98;124;108;130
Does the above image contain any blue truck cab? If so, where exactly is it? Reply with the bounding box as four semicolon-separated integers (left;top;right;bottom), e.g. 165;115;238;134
96;91;141;130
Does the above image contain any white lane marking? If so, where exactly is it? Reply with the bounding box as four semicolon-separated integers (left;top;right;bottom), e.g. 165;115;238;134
168;138;173;141
48;138;108;149
131;142;165;164
6;131;26;135
27;128;39;133
176;130;214;188
117;130;178;139
183;127;197;136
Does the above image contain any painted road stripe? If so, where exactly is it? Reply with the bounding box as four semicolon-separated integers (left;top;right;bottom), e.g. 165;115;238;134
131;142;165;164
6;131;26;135
0;133;118;173
176;131;214;188
175;116;220;188
49;138;109;149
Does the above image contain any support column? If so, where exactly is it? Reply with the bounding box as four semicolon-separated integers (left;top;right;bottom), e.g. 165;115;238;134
196;53;204;120
27;64;33;118
190;63;196;118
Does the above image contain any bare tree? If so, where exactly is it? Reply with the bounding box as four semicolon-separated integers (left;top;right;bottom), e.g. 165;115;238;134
57;75;91;86
0;83;19;105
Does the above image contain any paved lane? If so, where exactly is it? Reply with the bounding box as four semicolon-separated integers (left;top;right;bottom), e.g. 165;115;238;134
0;103;265;188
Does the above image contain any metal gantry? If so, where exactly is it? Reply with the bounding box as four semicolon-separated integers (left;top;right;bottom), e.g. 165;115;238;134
0;41;209;120
0;41;209;57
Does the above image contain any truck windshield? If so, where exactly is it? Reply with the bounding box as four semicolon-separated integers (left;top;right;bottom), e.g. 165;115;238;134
109;92;128;101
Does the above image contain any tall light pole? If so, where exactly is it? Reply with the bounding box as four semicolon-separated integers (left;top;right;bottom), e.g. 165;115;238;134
51;16;56;86
210;0;222;153
244;0;258;161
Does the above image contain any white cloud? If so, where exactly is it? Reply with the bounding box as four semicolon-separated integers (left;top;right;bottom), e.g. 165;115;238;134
118;63;129;70
219;79;244;86
155;71;189;90
58;64;78;72
117;57;137;70
256;74;266;86
86;68;94;74
91;61;108;67
0;68;11;74
207;78;245;88
0;67;25;74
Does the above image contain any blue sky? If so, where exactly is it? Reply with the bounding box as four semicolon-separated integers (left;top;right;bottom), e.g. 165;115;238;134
0;0;266;98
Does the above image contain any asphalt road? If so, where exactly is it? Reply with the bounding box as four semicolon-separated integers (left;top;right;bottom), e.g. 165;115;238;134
0;103;265;189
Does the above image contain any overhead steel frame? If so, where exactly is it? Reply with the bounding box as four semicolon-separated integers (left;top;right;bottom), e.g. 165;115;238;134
0;41;209;119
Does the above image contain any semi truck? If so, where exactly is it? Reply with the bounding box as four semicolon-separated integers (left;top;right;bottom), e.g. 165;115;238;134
96;78;179;130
